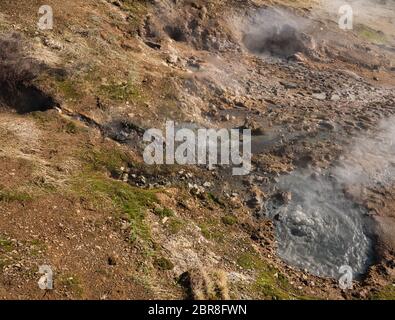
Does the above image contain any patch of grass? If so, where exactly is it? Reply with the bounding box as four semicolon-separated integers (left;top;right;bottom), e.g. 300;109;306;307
0;238;13;252
154;257;174;271
56;79;82;101
255;266;296;300
72;174;157;242
356;24;387;44
63;120;79;134
30;111;51;124
237;252;261;270
199;221;224;243
59;274;83;297
237;252;307;300
180;268;230;300
31;175;58;193
0;258;8;269
0;190;31;203
120;0;148;28
370;284;395;300
99;81;141;102
221;215;238;226
167;217;185;235
154;207;174;218
29;239;47;256
82;147;131;174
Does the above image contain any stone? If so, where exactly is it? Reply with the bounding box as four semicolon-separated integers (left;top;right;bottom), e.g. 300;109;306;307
188;183;205;197
312;92;326;100
280;81;298;89
319;120;335;130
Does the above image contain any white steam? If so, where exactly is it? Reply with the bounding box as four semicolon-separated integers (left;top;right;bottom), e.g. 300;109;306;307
334;116;395;187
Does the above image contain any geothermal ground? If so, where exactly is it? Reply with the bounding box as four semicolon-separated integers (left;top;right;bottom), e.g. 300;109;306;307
0;0;394;300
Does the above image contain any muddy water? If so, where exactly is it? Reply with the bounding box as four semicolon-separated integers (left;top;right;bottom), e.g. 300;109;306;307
266;171;375;279
266;116;395;279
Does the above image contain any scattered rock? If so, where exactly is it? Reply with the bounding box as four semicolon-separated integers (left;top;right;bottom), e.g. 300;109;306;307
280;81;298;89
188;183;205;198
319;120;335;131
312;92;326;100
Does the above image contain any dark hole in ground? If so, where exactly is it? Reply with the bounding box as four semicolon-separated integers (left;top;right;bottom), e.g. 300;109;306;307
243;24;312;58
164;25;187;42
0;82;57;114
103;118;145;144
0;33;58;114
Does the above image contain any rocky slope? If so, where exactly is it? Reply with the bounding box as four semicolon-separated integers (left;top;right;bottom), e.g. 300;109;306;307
0;0;394;299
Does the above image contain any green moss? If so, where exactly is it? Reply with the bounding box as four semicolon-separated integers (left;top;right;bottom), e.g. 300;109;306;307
255;267;295;300
237;252;309;300
72;174;157;242
370;284;395;300
222;215;238;226
0;190;31;203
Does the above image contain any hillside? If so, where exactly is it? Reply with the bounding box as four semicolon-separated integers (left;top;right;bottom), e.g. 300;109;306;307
0;0;394;299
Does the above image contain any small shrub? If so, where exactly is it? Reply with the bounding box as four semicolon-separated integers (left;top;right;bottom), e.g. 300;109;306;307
179;268;230;300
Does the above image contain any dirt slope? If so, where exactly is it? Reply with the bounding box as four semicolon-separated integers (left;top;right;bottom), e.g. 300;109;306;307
0;0;394;300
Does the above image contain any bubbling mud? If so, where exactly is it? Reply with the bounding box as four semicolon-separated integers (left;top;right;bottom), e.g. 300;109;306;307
267;171;375;279
267;116;395;279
